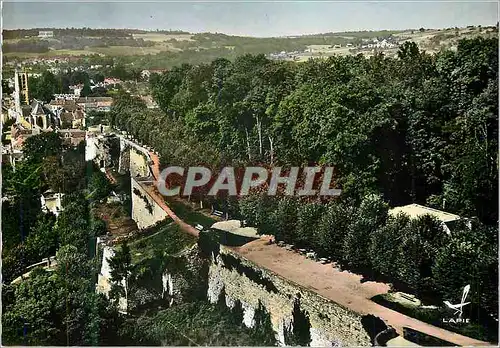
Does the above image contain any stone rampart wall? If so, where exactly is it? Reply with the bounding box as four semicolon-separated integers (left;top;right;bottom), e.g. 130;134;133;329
207;246;372;346
131;178;168;229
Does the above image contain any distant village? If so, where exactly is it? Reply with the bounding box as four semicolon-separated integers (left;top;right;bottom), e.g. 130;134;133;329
2;67;159;162
268;36;401;60
1;64;161;217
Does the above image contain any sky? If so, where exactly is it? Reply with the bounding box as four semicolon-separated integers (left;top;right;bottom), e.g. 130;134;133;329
2;1;499;37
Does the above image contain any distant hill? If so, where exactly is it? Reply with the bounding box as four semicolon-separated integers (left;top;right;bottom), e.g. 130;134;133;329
3;28;191;40
2;25;497;68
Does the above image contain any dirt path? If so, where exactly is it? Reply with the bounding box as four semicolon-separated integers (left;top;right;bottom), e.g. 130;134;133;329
234;238;490;346
139;181;200;238
149;151;161;181
123;150;199;237
104;168;117;185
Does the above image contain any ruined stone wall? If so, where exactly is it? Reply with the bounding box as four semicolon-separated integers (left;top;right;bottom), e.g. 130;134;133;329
97;245;115;296
129;147;150;178
118;142;130;174
117;136;150;177
162;244;209;305
131;178;168;229
96;245;127;312
85;133;98;162
207;246;372;347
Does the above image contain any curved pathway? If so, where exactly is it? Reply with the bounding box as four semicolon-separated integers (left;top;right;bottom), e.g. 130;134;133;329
139;181;199;238
115;134;199;237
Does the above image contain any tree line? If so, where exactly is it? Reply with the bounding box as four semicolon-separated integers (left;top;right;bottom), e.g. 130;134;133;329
28;69;115;102
3;39;50;53
26;63;152;103
3;28;134;40
3;28;192;40
49;36;156;50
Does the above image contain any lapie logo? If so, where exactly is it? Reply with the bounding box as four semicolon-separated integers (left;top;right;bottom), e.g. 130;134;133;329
442;284;471;324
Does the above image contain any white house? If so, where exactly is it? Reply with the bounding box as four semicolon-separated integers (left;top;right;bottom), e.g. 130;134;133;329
38;31;54;39
375;39;389;48
41;190;64;217
389;203;464;235
141;69;167;80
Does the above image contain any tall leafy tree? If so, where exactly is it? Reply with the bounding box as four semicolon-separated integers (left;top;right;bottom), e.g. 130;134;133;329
24;212;58;263
295;202;324;249
315;202;353;259
23;132;63;165
343;194;388;269
29;70;61;102
433;222;498;316
272;197;299;243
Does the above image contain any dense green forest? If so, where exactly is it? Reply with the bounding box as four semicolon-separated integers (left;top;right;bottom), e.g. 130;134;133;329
107;37;498;340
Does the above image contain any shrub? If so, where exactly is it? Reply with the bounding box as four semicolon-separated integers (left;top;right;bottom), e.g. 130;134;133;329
315;202;353;259
343;194;388;269
272;197;299;243
239;193;276;234
88;171;113;201
397;215;448;293
370;213;410;278
295;202;324;249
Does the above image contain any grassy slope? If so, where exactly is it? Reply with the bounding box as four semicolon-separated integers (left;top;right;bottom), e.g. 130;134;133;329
165;199;217;228
129;222;196;264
